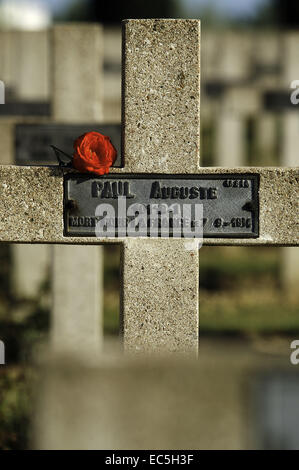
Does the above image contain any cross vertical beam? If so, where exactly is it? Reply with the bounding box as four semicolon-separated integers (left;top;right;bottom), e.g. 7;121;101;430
51;245;101;356
121;19;200;354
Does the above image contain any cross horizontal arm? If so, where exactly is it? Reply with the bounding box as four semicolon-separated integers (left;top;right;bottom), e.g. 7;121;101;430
0;165;297;246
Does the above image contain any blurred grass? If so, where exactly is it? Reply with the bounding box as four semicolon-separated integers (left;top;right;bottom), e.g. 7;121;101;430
104;245;121;336
200;246;280;290
200;288;299;334
103;245;299;336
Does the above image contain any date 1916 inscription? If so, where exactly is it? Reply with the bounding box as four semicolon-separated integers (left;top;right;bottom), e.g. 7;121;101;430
64;174;259;238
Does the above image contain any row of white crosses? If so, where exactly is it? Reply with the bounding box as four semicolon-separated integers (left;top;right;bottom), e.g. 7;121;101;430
212;32;299;292
0;19;298;357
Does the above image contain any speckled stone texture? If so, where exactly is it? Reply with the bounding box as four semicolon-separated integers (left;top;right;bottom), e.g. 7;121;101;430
121;19;201;354
122;19;201;173
52;24;103;123
0;166;297;246
121;239;199;354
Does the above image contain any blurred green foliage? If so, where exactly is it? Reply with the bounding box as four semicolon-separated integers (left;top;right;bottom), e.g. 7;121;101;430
0;367;33;450
103;245;299;335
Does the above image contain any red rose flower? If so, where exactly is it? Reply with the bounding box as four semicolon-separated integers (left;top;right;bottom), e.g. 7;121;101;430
73;131;117;175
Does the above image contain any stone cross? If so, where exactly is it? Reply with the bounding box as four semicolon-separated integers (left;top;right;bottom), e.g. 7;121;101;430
0;20;297;357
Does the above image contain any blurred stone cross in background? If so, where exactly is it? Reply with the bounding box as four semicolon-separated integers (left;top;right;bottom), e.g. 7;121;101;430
0;24;121;360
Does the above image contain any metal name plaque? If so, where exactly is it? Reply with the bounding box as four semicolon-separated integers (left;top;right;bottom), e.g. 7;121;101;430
64;174;259;238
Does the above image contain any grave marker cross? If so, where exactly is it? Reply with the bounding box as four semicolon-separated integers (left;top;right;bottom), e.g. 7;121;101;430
0;20;297;355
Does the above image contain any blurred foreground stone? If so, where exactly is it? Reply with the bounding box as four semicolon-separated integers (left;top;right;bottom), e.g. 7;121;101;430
33;339;296;450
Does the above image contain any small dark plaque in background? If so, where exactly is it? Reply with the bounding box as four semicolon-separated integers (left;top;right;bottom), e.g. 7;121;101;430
263;90;295;111
64;174;259;238
0;102;51;116
204;81;227;98
15;123;121;167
